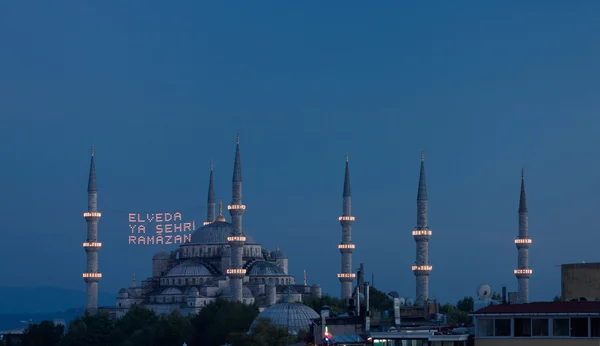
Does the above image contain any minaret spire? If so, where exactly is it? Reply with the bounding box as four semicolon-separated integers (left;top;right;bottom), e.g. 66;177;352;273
83;146;102;314
412;151;432;306
205;161;216;225
338;153;356;299
227;134;247;303
515;169;532;303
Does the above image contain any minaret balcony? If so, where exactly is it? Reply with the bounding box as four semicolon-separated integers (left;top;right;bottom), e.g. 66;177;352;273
203;221;212;226
227;236;246;247
337;273;356;282
83;212;102;220
412;265;432;276
515;238;532;249
82;272;102;282
83;242;102;250
226;268;246;278
412;230;432;241
514;269;533;278
338;244;355;253
338;215;355;226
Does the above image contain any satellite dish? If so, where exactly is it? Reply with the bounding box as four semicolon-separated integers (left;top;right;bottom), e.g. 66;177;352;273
477;284;492;300
398;297;406;307
388;291;400;298
406;298;415;307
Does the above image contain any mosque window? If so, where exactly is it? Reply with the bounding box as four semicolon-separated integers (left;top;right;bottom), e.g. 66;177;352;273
192;278;196;284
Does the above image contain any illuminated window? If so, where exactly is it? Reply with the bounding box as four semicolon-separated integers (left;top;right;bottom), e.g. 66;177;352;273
338;216;355;221
412;230;432;236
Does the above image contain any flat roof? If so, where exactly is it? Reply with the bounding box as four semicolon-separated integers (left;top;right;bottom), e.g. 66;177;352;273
474;301;600;315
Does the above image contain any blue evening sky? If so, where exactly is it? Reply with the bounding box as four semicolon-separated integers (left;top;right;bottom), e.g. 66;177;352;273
1;1;599;305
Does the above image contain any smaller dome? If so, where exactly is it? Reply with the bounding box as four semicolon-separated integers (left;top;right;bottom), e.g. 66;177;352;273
161;287;183;295
118;288;128;294
153;249;171;260
165;261;213;277
248;261;285;276
250;303;319;335
187;287;200;297
270;246;286;259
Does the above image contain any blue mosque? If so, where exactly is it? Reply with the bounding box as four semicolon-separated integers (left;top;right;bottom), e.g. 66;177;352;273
103;135;323;318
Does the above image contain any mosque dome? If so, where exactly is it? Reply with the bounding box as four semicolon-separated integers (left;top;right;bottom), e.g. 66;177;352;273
187;287;200;297
152;249;171;260
270;246;286;259
165;261;213;277
161;287;183;295
189;221;256;245
248;261;286;276
250;303;319;335
218;286;254;299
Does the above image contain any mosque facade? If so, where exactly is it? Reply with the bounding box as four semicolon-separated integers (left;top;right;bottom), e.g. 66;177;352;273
111;136;322;317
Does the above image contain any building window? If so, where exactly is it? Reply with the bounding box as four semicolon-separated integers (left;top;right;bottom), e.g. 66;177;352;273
494;319;511;336
514;318;531;337
591;318;600;337
532;318;549;336
553;318;569;336
478;319;493;336
571;317;588;337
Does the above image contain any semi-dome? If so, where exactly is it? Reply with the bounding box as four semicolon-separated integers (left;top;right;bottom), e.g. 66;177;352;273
218;286;254;299
248;261;285;276
250;303;319;334
270;246;286;259
153;249;171;260
165;261;213;277
161;287;183;295
189;221;256;245
187;287;200;297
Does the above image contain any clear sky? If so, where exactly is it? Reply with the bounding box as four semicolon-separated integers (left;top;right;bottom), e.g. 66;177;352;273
1;1;599;305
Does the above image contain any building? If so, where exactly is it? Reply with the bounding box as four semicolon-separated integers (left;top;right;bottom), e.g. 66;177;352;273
561;262;600;302
514;170;532;304
412;152;432;307
472;301;600;345
110;135;322;317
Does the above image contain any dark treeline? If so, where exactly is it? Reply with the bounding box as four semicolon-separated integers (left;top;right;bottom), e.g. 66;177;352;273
5;300;304;346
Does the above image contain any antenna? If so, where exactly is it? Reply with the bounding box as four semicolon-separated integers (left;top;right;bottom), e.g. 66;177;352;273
477;284;492;300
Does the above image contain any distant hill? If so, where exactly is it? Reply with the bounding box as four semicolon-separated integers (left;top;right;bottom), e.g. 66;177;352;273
0;286;114;314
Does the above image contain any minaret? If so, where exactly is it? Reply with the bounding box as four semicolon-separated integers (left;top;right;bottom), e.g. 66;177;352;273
514;169;532;303
412;151;432;306
338;153;356;299
82;145;102;313
227;134;247;303
204;161;216;226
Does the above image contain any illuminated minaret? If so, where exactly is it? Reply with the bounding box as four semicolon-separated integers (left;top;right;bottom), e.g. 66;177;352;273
412;151;432;306
227;134;247;303
82;145;102;313
338;153;356;299
514;170;532;303
204;161;216;226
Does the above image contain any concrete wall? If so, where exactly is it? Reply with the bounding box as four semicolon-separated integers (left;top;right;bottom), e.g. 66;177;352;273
561;263;600;301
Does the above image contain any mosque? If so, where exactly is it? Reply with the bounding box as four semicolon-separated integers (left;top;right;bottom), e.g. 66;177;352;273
109;135;322;317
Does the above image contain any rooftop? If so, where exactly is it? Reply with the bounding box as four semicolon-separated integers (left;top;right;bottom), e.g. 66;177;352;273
474;301;600;315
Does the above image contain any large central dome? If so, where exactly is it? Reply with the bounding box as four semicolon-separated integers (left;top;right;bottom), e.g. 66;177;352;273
189;221;256;245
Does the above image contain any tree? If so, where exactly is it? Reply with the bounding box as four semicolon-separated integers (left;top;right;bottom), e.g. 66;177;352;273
229;318;299;346
111;306;159;345
368;288;393;311
554;296;562;302
189;299;258;346
456;296;474;312
21;321;64;346
59;311;116;346
302;295;345;314
491;292;502;300
153;311;193;346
